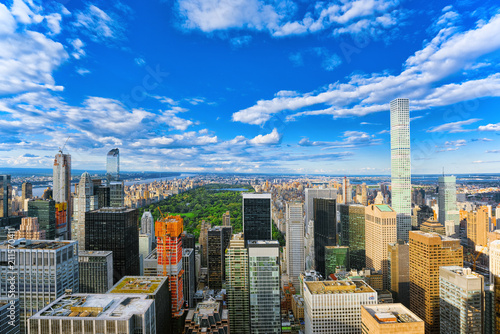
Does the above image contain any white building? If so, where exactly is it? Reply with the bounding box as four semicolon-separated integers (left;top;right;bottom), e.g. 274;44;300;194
286;202;304;287
0;239;79;334
490;240;500;281
304;280;377;334
438;176;459;235
141;211;155;236
75;172;98;250
390;98;412;242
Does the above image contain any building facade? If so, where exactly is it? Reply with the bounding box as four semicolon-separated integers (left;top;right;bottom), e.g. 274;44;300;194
438;176;459;235
78;250;113;293
325;246;349;277
27;199;56;240
286;202;304;287
339;204;366;270
390;98;412;242
313;197;337;277
106;148;120;182
183;248;196;308
243;193;272;244
409;231;463;334
53;152;71;235
14;217;46;240
387;241;410;307
361;303;424;334
248;240;281;334
0;298;20;334
365;204;397;290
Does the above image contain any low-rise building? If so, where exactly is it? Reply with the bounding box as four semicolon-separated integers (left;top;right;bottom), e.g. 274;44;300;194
361;303;424;333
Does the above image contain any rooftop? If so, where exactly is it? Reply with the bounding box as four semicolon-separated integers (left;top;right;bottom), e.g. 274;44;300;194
362;303;423;324
375;204;394;212
78;250;112;257
0;238;76;250
305;280;375;294
247;240;279;246
108;277;167;294
31;294;153;320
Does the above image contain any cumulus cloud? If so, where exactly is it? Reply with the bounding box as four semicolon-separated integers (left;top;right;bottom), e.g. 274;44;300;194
249;128;282;145
478;123;500;131
232;12;500;125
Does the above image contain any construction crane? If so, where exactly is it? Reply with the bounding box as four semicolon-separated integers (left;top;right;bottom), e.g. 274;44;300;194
59;136;71;154
465;250;481;271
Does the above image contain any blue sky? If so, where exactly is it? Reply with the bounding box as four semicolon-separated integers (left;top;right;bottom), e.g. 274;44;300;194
0;0;500;174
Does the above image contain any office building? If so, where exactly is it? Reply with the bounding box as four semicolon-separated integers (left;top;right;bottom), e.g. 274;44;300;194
182;232;195;250
365;204;397;290
141;211;154;235
27;294;155;334
183;248;196;308
54;202;68;238
325;246;349;277
53;152;71;235
420;219;445;235
14;217;45;240
409;231;463;334
304;280;377;334
314;198;337;277
108;276;172;334
361;303;424;334
248;240;281;334
27;199;56;239
387;241;410;307
439;266;483;334
305;188;338;230
0;239;79;334
223;210;231;226
199;220;210;267
155;215;184;314
109;181;125;207
96;185;110;208
139;234;153;261
85;207;140;283
78;250;113;293
0;175;12;218
184;300;230;334
286;202;304;287
390;98;412;242
207;225;232;290
75;172;97;250
106;148;120;182
438;176;459;234
21;182;32;203
243;193;272;244
343;176;352;204
0;297;19;334
339;204;366;270
225;234;250;334
467;206;489;248
361;183;368;206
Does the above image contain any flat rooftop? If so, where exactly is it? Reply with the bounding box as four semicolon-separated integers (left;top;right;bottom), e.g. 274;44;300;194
79;250;112;257
362;304;423;324
306;280;375;294
109;277;167;294
0;239;75;250
375;205;394;212
247;240;279;247
196;301;220;315
31;294;153;320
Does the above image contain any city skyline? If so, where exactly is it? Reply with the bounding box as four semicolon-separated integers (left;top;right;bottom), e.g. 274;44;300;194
1;1;500;174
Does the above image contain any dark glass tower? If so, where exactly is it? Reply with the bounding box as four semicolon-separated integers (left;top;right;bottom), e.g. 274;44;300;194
106;148;120;183
27;199;56;239
85;207;140;283
0;175;12;218
243;193;272;245
339;204;366;270
313;198;336;277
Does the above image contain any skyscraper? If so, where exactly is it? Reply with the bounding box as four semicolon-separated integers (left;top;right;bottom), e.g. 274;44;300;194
155;215;184;314
199;220;211;267
286;202;304;287
106;148;120;182
27;199;56;239
14;217;46;240
85;207;140;283
343;176;352;204
390;98;411;242
0;175;12;218
248;240;281;334
243;193;272;244
21;182;32;204
182;248;196;308
467;206;489;248
0;239;79;334
489;240;500;331
76;172;97;250
438;176;459;235
222;210;231;226
141;211;154;235
339;203;366;270
53;152;71;236
313;198;336;277
304;188;337;229
439;266;483;334
388;241;410;307
365;204;397;290
409;231;463;334
109;181;125;207
226;234;250;334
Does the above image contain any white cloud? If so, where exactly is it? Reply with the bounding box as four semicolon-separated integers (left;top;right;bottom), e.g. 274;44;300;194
232;12;500;125
73;4;125;42
427;119;481;133
249;128;282;145
76;68;90;76
70;38;86;59
478;123;500;131
134;57;146;66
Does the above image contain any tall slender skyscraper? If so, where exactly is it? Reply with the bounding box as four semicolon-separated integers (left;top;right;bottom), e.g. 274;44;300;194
438;176;459;234
390;98;411;242
286;202;304;287
75;172;97;250
243;193;272;244
0;175;12;218
106;148;120;182
53;152;71;237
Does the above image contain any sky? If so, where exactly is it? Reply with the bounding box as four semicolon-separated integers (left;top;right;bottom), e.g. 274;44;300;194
0;0;500;175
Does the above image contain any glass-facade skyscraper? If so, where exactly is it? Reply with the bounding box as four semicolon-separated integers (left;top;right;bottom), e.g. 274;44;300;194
339;203;366;270
313;198;336;277
0;175;11;218
438;175;459;233
390;98;411;242
106;148;120;182
243;193;272;245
